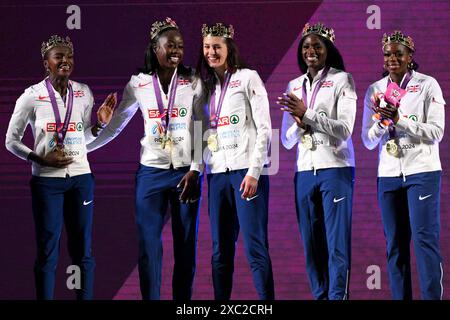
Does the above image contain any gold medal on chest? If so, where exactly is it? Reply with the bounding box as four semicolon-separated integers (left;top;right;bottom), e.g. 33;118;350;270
53;145;65;157
53;133;65;156
301;134;313;150
207;134;219;152
386;139;400;157
161;134;172;151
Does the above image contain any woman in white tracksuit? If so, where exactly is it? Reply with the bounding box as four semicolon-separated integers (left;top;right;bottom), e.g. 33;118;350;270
86;18;205;300
362;30;445;300
279;23;357;300
5;35;116;299
196;22;274;300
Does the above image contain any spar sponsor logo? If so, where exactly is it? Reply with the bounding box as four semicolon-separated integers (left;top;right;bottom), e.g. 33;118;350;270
230;114;239;124
46;122;83;132
216;114;240;127
179;107;187;117
148;108;186;119
217;116;229;127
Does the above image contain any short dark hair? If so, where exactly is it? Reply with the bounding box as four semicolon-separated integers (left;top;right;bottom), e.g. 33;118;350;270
195;37;248;90
297;35;345;74
138;28;191;77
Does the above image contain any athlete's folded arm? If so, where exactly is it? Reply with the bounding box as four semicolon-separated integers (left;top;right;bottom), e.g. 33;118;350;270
302;74;357;142
394;80;445;143
280;83;305;150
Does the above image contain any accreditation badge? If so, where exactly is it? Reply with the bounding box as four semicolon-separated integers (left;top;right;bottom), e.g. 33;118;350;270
301;134;313;150
386;139;400;157
207;133;219;152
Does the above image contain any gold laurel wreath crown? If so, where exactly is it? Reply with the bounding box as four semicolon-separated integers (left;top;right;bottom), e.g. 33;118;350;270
202;23;234;39
382;30;415;52
302;22;335;43
41;35;74;58
150;17;179;40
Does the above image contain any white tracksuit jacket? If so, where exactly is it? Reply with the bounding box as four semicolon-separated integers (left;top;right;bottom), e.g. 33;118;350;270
362;70;445;177
281;67;357;173
5;78;97;177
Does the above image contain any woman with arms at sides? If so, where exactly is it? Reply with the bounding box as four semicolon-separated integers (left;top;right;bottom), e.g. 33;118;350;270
196;22;274;300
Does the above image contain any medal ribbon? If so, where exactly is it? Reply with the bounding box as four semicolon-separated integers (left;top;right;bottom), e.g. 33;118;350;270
210;71;232;129
387;71;412;139
301;66;330;110
45;78;74;147
301;66;330;135
152;71;179;135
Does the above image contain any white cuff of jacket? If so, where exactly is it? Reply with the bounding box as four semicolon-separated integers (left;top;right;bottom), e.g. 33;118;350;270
394;116;409;131
246;166;262;180
189;162;203;173
302;108;317;125
84;126;98;145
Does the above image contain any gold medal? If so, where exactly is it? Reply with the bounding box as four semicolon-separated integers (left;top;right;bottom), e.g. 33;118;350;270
53;144;65;157
52;132;66;156
386;139;400;157
301;134;313;150
207;134;219;152
164;138;173;152
161;134;172;151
